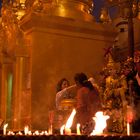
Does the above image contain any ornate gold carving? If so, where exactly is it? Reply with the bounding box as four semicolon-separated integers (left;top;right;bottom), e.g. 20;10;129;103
25;0;94;21
0;2;27;57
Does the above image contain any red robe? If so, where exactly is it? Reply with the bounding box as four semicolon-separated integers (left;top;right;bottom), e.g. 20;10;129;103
76;87;101;125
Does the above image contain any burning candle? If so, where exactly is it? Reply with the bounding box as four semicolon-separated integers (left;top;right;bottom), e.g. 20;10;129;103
65;128;71;135
90;111;109;135
127;122;130;136
33;130;40;135
60;109;76;135
40;131;48;135
24;125;29;135
60;125;65;135
3;123;8;135
64;109;76;135
44;131;48;135
76;123;81;135
27;131;32;135
7;131;15;135
16;131;23;135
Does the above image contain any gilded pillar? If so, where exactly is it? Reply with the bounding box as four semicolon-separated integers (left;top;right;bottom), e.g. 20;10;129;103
0;61;8;121
13;49;31;130
0;54;13;128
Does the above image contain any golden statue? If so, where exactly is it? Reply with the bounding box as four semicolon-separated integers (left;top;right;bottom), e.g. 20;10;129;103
103;54;128;133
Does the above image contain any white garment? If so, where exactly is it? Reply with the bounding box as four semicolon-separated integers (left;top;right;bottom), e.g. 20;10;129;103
55;85;76;109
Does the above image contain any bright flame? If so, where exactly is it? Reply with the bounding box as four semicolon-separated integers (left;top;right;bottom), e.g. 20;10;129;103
3;123;8;135
44;131;49;135
33;130;40;135
7;131;15;135
60;109;76;135
76;123;81;135
60;125;65;135
90;111;109;135
16;131;23;135
127;122;130;136
65;109;76;129
40;131;48;135
24;125;29;135
28;131;32;135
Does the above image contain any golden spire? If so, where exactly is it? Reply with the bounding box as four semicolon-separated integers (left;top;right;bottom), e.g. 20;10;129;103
107;53;115;68
100;7;111;23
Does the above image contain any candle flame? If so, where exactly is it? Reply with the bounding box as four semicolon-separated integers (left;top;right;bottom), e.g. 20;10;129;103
7;131;15;135
60;125;65;135
127;123;130;136
76;123;81;135
16;131;23;135
40;131;48;135
3;123;8;135
60;109;76;135
90;111;109;135
33;130;40;135
24;125;29;135
65;109;76;129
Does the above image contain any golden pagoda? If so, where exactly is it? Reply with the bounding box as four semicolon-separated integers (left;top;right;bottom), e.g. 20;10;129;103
0;0;116;130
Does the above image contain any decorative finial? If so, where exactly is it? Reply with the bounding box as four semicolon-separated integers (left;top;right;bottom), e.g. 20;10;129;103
100;7;111;23
107;53;115;68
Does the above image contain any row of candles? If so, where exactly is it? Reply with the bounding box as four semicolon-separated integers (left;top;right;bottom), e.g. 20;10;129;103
3;124;50;136
3;123;81;136
3;109;131;136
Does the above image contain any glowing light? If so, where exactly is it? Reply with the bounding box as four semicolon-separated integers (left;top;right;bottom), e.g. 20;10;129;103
76;123;81;135
7;131;15;135
24;125;29;135
40;131;48;135
90;111;110;135
60;125;65;135
65;128;71;135
60;109;76;135
16;131;23;135
127;122;130;136
3;123;8;135
65;109;76;135
33;130;40;135
65;109;76;128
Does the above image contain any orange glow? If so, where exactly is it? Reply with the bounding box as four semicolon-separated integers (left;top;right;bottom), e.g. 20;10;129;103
3;123;8;135
76;123;81;135
60;109;76;135
24;125;29;135
65;109;76;129
60;125;65;135
90;111;109;135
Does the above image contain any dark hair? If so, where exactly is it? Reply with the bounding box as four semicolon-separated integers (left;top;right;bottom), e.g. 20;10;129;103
56;78;70;92
74;73;94;90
